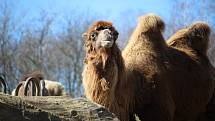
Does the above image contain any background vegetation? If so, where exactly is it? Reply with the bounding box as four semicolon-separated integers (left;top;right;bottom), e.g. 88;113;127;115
0;0;214;97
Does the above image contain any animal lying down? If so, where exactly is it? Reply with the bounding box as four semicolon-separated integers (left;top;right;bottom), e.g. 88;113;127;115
12;71;66;96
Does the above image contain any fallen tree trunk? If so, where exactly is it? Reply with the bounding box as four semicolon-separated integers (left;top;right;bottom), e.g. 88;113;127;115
0;93;119;121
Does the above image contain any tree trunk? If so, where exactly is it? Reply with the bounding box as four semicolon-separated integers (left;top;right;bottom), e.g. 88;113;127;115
0;93;119;121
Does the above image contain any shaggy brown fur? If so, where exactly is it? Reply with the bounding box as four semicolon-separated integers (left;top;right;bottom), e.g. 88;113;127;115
167;22;215;121
123;14;215;121
83;15;215;121
82;21;132;121
122;14;175;121
167;22;210;55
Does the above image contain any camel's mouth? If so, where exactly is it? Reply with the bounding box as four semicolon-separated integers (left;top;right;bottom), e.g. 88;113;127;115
101;40;114;48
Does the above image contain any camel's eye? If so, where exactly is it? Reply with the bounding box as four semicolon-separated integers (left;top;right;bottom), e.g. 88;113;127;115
90;32;97;39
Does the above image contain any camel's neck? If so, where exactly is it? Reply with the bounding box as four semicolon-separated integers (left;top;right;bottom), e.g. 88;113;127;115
83;44;126;108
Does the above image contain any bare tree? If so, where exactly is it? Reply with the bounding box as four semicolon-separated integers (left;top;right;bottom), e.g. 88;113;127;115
0;1;19;91
56;14;96;97
16;11;53;76
12;9;98;97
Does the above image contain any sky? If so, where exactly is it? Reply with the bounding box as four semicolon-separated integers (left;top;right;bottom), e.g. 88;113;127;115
15;0;172;18
9;0;173;33
3;0;215;42
4;0;215;36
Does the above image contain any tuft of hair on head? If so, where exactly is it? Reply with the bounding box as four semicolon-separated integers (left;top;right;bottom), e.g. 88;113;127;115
188;22;211;38
83;21;113;40
138;13;165;33
88;21;113;33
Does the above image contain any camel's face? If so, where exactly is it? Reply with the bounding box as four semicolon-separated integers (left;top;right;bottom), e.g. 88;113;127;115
83;21;118;53
95;28;115;48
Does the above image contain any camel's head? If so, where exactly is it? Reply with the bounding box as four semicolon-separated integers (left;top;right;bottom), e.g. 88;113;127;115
167;22;210;54
83;21;119;53
188;22;210;54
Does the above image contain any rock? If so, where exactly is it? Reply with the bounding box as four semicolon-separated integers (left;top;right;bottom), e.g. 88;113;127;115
0;93;119;121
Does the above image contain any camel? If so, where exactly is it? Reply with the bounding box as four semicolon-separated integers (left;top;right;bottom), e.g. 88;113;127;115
82;14;215;121
82;21;133;121
167;22;215;121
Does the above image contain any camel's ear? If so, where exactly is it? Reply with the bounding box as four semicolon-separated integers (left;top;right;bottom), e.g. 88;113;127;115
82;33;87;40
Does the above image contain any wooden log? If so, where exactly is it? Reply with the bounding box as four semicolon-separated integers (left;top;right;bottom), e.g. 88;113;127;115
0;93;119;121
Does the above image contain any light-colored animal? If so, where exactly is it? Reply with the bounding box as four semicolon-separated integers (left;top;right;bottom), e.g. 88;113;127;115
43;80;66;96
12;71;66;96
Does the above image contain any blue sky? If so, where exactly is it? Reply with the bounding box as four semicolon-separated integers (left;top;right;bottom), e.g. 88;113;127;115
5;0;215;32
11;0;173;31
16;0;172;18
7;0;214;40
